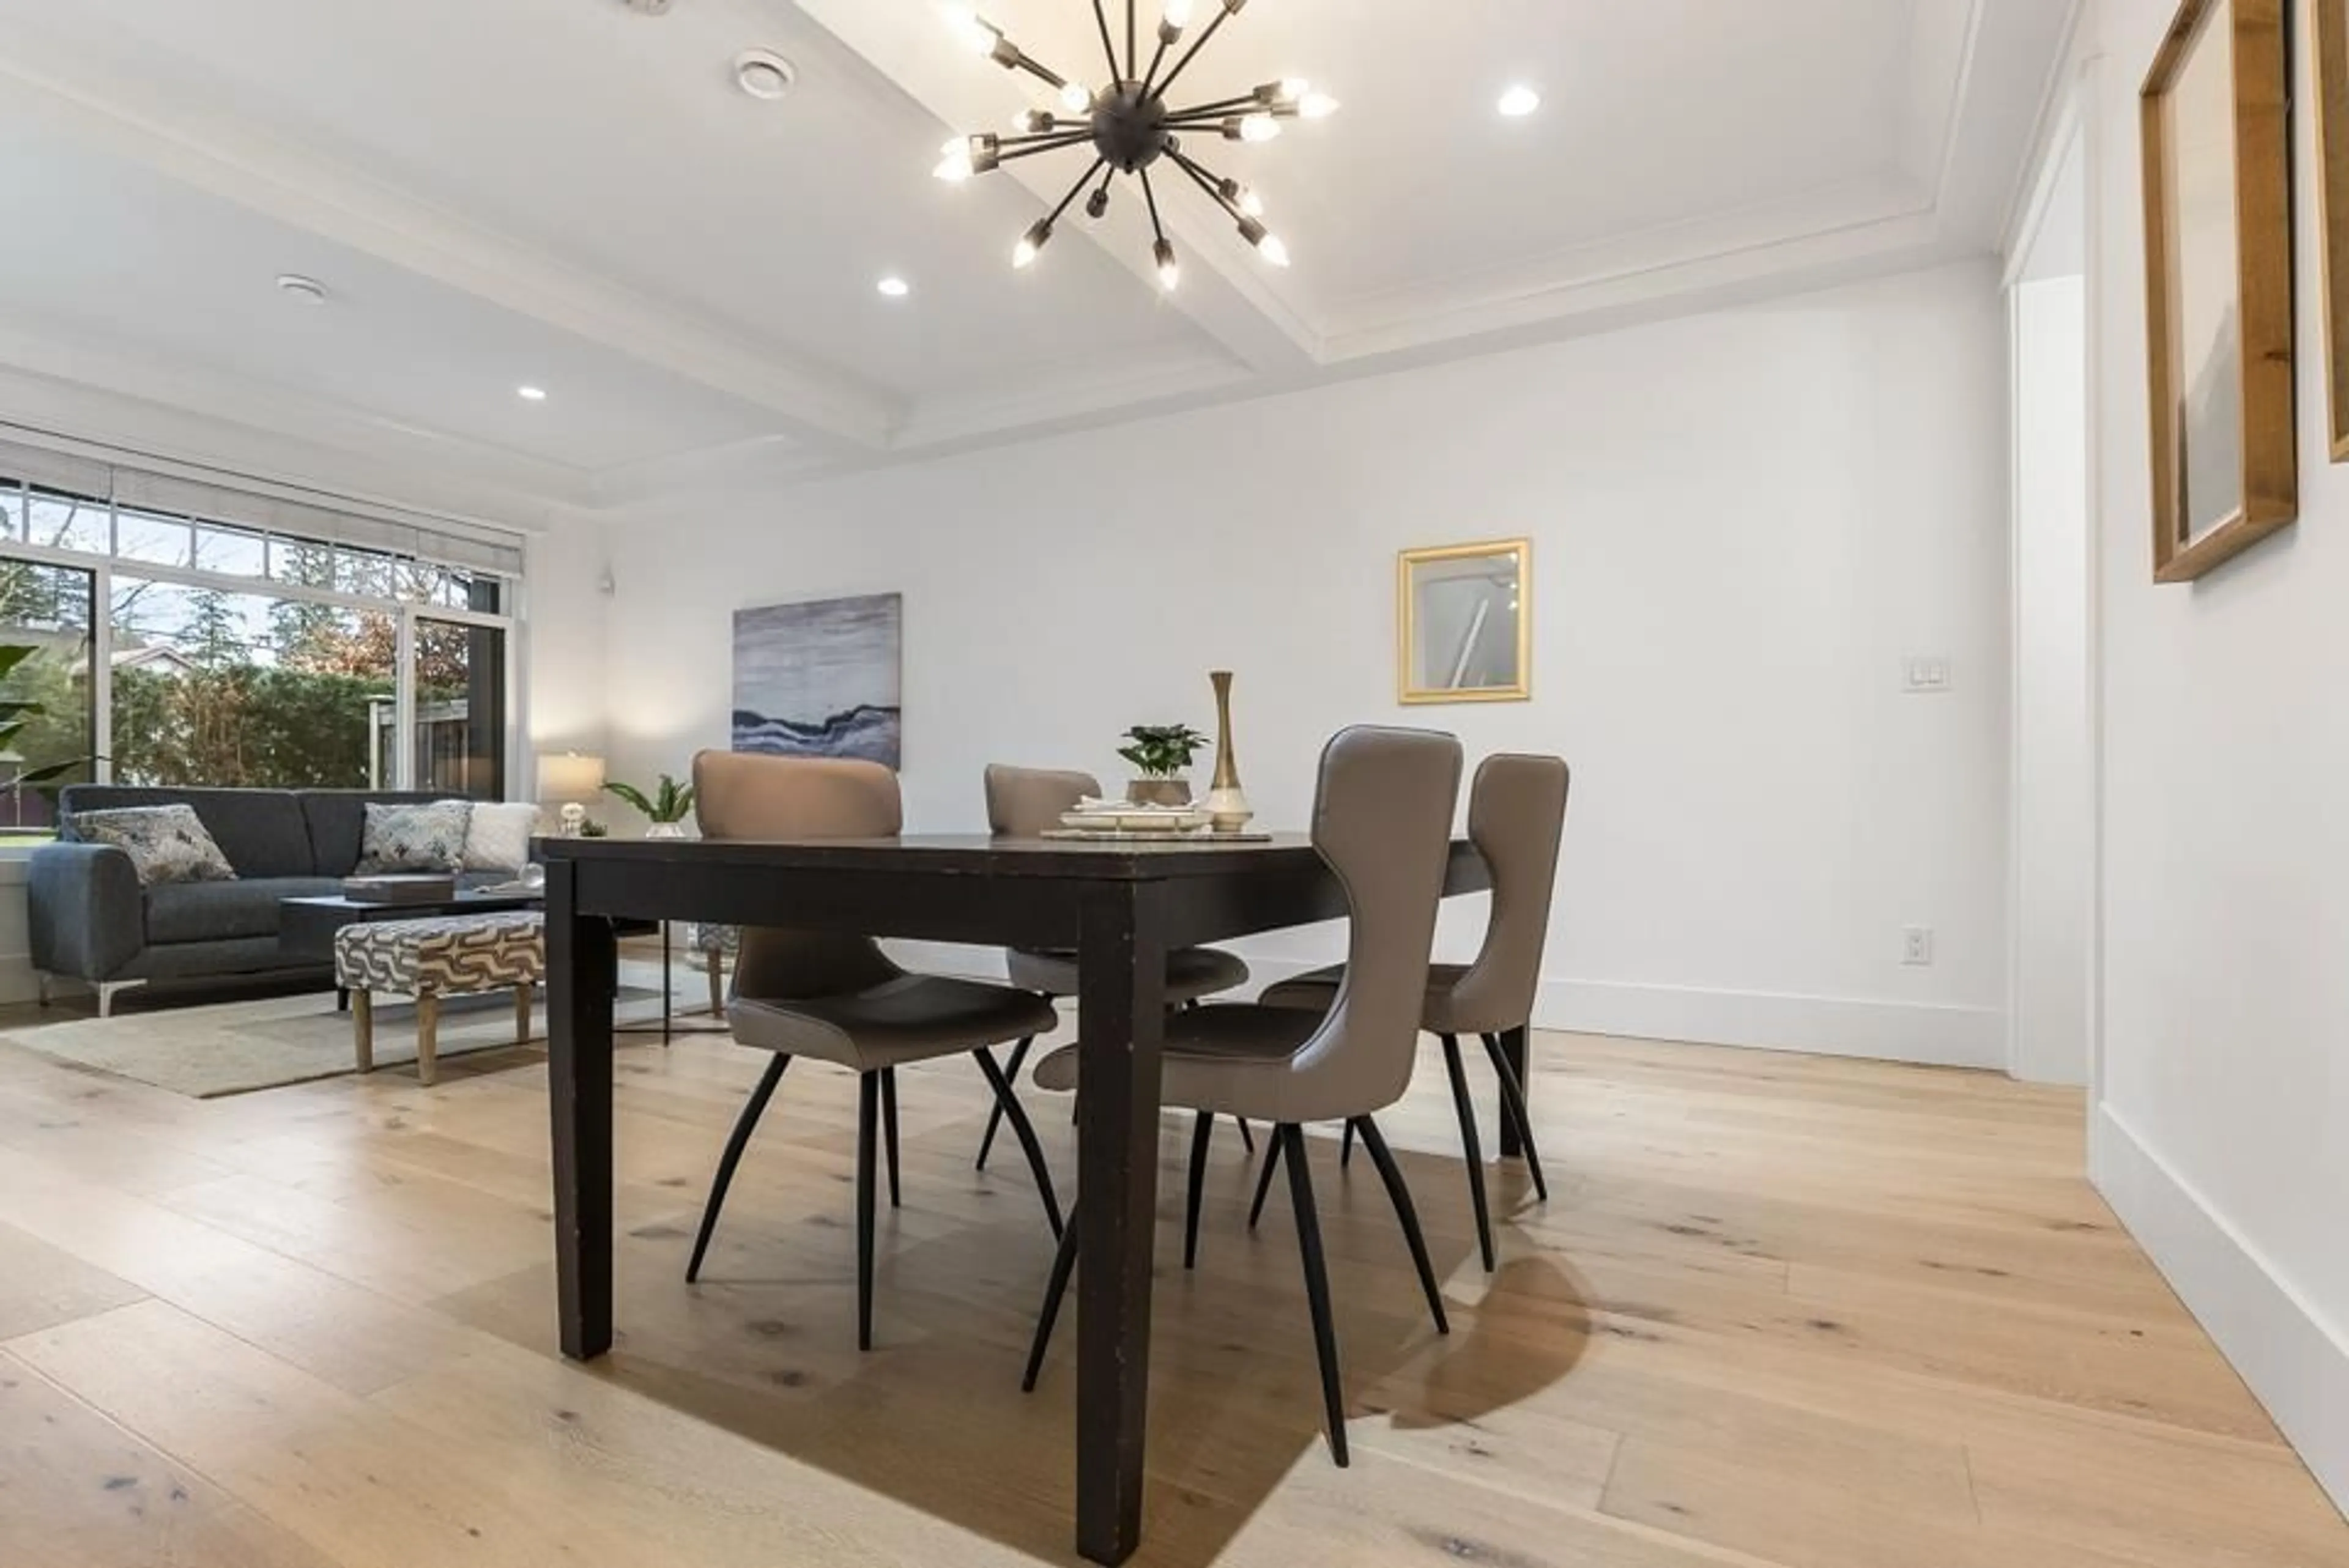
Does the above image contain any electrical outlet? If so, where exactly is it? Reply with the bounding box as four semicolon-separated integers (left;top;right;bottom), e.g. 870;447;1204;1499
1902;926;1935;966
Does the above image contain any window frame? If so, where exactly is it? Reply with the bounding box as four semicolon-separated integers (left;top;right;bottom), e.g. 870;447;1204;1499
0;481;520;805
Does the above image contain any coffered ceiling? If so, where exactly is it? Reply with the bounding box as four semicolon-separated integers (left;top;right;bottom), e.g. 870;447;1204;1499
0;0;2077;522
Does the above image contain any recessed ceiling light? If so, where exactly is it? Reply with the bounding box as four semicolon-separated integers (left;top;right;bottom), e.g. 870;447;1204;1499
517;385;549;402
734;49;796;100
876;275;911;298
1497;84;1542;118
275;273;328;305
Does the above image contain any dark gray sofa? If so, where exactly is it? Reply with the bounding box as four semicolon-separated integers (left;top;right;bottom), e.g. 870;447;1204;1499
28;786;466;1014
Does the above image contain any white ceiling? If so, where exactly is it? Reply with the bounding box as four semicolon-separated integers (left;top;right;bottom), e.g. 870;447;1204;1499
0;0;2079;520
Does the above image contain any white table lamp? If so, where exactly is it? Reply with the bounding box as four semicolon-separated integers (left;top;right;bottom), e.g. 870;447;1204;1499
538;752;606;837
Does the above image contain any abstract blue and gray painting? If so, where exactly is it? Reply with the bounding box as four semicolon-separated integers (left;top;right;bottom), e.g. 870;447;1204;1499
731;593;902;769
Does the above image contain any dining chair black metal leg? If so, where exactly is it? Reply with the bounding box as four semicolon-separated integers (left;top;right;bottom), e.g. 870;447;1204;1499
1349;1115;1451;1336
1278;1123;1349;1467
1339;1120;1356;1169
1247;1126;1285;1228
856;1071;880;1352
880;1067;902;1210
973;1034;1032;1171
685;1054;790;1283
1480;1030;1550;1202
1183;1111;1215;1270
1021;1199;1081;1392
1236;1117;1255;1155
974;1046;1064;1238
1440;1034;1497;1273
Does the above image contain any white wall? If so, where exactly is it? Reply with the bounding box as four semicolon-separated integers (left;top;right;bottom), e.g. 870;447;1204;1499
600;261;2014;1067
2010;269;2093;1086
522;527;612;782
2082;0;2349;1514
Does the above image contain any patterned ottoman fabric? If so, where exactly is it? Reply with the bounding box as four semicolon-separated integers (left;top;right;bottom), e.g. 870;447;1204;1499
335;911;546;996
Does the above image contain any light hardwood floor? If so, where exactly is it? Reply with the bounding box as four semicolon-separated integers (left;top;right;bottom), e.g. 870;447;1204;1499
0;996;2340;1568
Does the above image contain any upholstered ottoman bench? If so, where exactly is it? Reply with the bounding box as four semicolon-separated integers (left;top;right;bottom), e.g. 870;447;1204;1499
333;911;546;1086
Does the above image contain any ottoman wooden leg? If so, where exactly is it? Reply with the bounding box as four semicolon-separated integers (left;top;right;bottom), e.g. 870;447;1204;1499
516;982;536;1045
352;990;375;1074
416;991;441;1087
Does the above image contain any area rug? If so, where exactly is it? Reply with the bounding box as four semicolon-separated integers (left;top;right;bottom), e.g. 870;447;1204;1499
0;967;678;1099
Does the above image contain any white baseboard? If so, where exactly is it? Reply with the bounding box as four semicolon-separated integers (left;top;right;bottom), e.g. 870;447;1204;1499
946;939;2004;1072
2094;1104;2349;1518
1531;977;2005;1069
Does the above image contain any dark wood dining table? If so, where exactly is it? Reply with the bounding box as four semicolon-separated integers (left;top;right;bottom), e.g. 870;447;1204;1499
538;831;1503;1566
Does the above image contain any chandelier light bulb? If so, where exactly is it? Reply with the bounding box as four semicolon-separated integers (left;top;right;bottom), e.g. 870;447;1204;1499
1234;113;1280;142
934;144;974;182
1299;92;1339;120
1013;108;1053;133
1154;239;1181;291
1219;177;1266;218
1013;218;1053;268
945;7;999;56
1061;81;1094;113
1275;78;1309;104
1164;0;1196;29
1258;232;1290;267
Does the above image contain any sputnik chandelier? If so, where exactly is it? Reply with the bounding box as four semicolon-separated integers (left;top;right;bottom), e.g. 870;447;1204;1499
933;1;1336;289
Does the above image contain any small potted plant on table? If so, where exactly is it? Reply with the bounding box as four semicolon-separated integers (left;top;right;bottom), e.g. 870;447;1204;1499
606;774;696;838
1117;724;1209;807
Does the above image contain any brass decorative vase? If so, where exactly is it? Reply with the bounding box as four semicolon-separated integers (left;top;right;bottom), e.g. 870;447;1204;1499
1204;670;1253;833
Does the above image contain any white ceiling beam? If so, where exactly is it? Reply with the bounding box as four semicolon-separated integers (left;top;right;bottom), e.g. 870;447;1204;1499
0;25;901;455
790;0;1323;377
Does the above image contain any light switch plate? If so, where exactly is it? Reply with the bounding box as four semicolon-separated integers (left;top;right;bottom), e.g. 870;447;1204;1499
1904;657;1953;693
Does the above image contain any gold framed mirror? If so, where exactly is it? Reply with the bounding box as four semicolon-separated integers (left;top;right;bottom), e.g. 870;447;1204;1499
1397;538;1531;704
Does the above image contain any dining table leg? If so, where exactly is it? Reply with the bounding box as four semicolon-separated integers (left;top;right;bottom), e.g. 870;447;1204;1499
547;860;619;1360
1073;881;1167;1566
1496;1022;1530;1159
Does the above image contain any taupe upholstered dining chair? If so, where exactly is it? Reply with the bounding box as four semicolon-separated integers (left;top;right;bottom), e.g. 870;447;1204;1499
1018;726;1464;1466
1257;752;1570;1271
685;750;1065;1351
977;763;1254;1167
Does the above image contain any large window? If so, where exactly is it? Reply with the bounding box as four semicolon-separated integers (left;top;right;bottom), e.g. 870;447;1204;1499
0;451;519;824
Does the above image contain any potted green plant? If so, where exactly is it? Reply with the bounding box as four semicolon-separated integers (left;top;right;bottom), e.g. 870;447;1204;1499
606;774;696;838
1116;723;1209;807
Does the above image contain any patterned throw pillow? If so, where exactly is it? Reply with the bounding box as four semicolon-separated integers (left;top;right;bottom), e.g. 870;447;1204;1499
356;801;473;875
70;804;238;887
461;801;541;873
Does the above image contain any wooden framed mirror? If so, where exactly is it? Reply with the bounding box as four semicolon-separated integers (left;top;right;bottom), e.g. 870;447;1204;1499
1397;538;1531;704
2140;0;2295;581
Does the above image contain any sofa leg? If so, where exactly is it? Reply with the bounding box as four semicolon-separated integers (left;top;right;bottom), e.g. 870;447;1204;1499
35;972;50;1008
96;980;144;1020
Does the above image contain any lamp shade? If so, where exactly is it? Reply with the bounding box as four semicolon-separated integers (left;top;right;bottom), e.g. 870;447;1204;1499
537;752;606;802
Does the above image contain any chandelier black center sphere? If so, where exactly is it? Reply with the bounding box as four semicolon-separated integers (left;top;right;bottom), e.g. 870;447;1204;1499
935;0;1335;289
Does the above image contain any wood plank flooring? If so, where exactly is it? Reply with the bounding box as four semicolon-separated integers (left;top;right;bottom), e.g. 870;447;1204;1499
0;994;2340;1568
